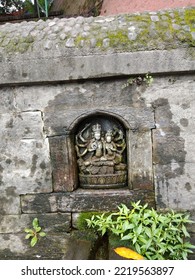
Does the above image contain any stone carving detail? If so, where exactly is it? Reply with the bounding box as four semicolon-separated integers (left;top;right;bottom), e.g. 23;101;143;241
75;122;127;188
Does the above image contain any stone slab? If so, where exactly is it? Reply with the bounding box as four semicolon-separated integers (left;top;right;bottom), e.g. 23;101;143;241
0;213;71;234
154;163;195;210
0;232;92;260
0;111;52;196
21;189;155;213
49;135;78;192
1;49;194;85
44;107;155;136
130;130;153;189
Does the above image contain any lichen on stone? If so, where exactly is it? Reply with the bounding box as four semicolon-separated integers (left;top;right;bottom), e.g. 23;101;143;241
0;7;194;54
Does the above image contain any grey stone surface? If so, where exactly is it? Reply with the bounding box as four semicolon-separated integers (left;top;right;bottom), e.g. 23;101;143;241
21;189;155;213
0;213;71;234
130;130;153;189
44;106;155;136
0;48;194;85
0;111;52;196
154;163;195;210
0;233;92;260
142;74;195;210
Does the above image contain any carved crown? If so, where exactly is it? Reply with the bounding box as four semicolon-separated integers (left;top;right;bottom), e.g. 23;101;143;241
106;129;113;136
92;123;101;133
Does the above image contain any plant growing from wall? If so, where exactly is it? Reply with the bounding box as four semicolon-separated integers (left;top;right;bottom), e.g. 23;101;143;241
24;218;46;247
86;201;195;260
122;73;153;89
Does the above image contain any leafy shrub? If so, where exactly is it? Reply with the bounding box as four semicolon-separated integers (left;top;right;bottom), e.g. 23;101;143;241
86;201;195;260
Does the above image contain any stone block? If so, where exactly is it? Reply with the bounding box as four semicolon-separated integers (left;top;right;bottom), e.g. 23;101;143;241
0;111;44;140
49;135;78;192
0;213;71;234
14;85;58;112
0;232;92;260
130;130;153;189
0;87;15;114
0;111;52;195
0;192;20;215
154;163;195;210
152;130;186;165
21;189;155;214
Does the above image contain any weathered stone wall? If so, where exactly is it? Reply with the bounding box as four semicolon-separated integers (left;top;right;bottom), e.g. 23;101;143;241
0;7;195;259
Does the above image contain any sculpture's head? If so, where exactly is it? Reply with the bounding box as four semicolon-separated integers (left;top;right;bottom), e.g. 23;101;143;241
92;123;101;140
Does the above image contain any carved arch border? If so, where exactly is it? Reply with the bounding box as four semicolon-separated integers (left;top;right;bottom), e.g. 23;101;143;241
49;109;134;192
68;110;130;132
70;110;132;190
49;108;154;192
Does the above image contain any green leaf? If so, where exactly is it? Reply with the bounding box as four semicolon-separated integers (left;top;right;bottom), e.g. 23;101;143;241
101;228;107;236
24;228;34;234
176;235;183;243
167;245;174;253
122;220;134;231
182;224;190;237
121;234;132;240
30;236;38;247
143;212;150;219
183;242;195;249
132;236;137;244
25;233;33;239
182;251;188;260
138;234;147;243
39;231;46;237
145;239;152;250
136;224;142;235
135;243;141;254
145;227;152;238
145;251;153;260
32;218;39;229
35;226;42;233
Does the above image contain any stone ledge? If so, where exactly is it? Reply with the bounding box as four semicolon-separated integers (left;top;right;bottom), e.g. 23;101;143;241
21;189;155;213
0;48;195;85
0;7;195;85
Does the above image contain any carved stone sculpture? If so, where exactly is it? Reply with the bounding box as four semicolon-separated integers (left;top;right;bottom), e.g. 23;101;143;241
75;122;127;188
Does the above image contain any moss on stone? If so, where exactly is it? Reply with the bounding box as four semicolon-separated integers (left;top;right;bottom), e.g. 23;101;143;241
75;35;85;46
185;9;195;31
186;47;195;60
1;7;195;54
107;30;130;48
3;35;34;54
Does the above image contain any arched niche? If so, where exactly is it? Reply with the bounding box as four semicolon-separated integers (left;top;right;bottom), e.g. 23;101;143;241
49;110;133;192
73;112;129;189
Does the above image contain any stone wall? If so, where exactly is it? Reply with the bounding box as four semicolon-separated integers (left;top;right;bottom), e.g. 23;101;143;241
0;7;195;259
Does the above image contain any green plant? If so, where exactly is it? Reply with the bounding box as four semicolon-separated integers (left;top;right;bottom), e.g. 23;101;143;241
122;73;153;89
86;201;195;260
24;218;46;247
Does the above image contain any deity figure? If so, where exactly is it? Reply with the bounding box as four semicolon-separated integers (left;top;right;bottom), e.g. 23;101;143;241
75;121;127;188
